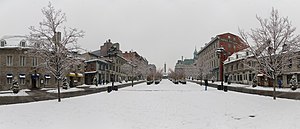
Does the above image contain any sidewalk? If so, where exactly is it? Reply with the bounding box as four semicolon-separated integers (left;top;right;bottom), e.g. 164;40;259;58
189;80;300;100
0;81;145;105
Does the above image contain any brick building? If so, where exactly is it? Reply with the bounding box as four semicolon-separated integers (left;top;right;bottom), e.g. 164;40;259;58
196;33;247;81
122;51;149;80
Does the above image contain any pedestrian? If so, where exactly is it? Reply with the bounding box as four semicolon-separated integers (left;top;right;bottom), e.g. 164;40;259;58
278;79;282;88
204;79;208;91
93;77;98;86
227;75;231;85
252;76;257;88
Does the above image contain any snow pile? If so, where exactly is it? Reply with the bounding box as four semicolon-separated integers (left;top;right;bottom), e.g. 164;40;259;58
0;89;30;96
46;87;84;93
0;80;300;129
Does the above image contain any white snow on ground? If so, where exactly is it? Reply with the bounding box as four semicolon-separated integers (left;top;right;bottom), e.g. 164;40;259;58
1;80;300;129
0;89;30;96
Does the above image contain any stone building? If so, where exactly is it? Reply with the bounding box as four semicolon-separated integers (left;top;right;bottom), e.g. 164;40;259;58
224;49;256;85
0;38;56;90
174;48;198;79
84;58;109;85
86;39;127;83
224;49;300;88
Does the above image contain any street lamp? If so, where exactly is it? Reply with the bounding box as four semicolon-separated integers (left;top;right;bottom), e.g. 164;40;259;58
215;47;226;92
107;45;118;93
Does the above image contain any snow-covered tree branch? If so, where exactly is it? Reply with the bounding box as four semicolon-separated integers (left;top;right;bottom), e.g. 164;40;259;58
239;8;300;99
27;2;84;102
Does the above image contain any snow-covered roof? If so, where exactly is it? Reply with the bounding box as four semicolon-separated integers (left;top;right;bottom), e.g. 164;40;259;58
0;36;29;48
85;58;108;63
224;48;253;64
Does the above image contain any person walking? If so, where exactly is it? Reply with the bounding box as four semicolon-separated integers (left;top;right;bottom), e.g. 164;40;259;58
278;79;282;88
93;76;98;86
204;79;208;91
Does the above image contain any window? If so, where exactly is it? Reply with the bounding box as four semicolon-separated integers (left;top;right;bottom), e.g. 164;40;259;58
288;59;292;68
32;57;38;66
7;74;13;84
20;40;26;47
6;56;13;66
1;39;6;47
45;75;51;85
19;74;26;85
20;56;26;66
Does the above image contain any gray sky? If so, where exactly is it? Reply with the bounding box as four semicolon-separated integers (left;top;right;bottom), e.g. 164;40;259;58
1;0;300;70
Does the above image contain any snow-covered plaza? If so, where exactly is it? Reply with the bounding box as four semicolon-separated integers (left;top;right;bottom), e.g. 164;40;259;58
1;79;300;129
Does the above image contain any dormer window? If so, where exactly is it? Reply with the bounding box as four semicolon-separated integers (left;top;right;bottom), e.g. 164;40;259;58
20;40;26;47
0;39;6;47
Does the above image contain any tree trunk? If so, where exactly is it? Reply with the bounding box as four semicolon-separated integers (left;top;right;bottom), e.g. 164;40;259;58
57;79;61;102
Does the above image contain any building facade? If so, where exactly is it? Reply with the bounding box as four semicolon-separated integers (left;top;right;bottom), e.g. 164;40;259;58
196;33;247;81
122;51;149;80
174;48;198;79
85;39;127;84
0;38;57;90
224;49;300;88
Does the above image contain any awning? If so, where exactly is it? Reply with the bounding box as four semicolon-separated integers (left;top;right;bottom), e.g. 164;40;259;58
77;73;84;77
19;74;26;78
257;74;264;77
68;73;76;77
45;75;51;79
6;74;13;78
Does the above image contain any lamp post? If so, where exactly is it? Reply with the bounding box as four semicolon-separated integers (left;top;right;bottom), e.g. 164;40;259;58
215;47;226;91
107;45;118;93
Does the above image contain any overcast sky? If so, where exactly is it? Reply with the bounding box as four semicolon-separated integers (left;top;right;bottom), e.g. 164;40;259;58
1;0;300;70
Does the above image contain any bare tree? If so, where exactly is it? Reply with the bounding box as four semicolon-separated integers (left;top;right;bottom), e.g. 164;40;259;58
239;8;300;100
28;2;84;102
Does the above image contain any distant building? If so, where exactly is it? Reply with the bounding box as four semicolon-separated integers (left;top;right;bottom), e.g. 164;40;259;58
174;48;198;79
122;51;148;80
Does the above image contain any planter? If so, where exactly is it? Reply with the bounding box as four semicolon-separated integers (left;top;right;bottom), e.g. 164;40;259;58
217;85;223;90
107;86;112;93
223;86;228;92
12;88;20;94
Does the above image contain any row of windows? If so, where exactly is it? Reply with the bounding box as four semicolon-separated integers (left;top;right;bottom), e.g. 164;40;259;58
6;74;51;85
229;73;255;82
5;56;38;67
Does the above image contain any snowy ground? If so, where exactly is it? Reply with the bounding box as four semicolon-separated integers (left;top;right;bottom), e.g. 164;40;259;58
1;79;300;129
